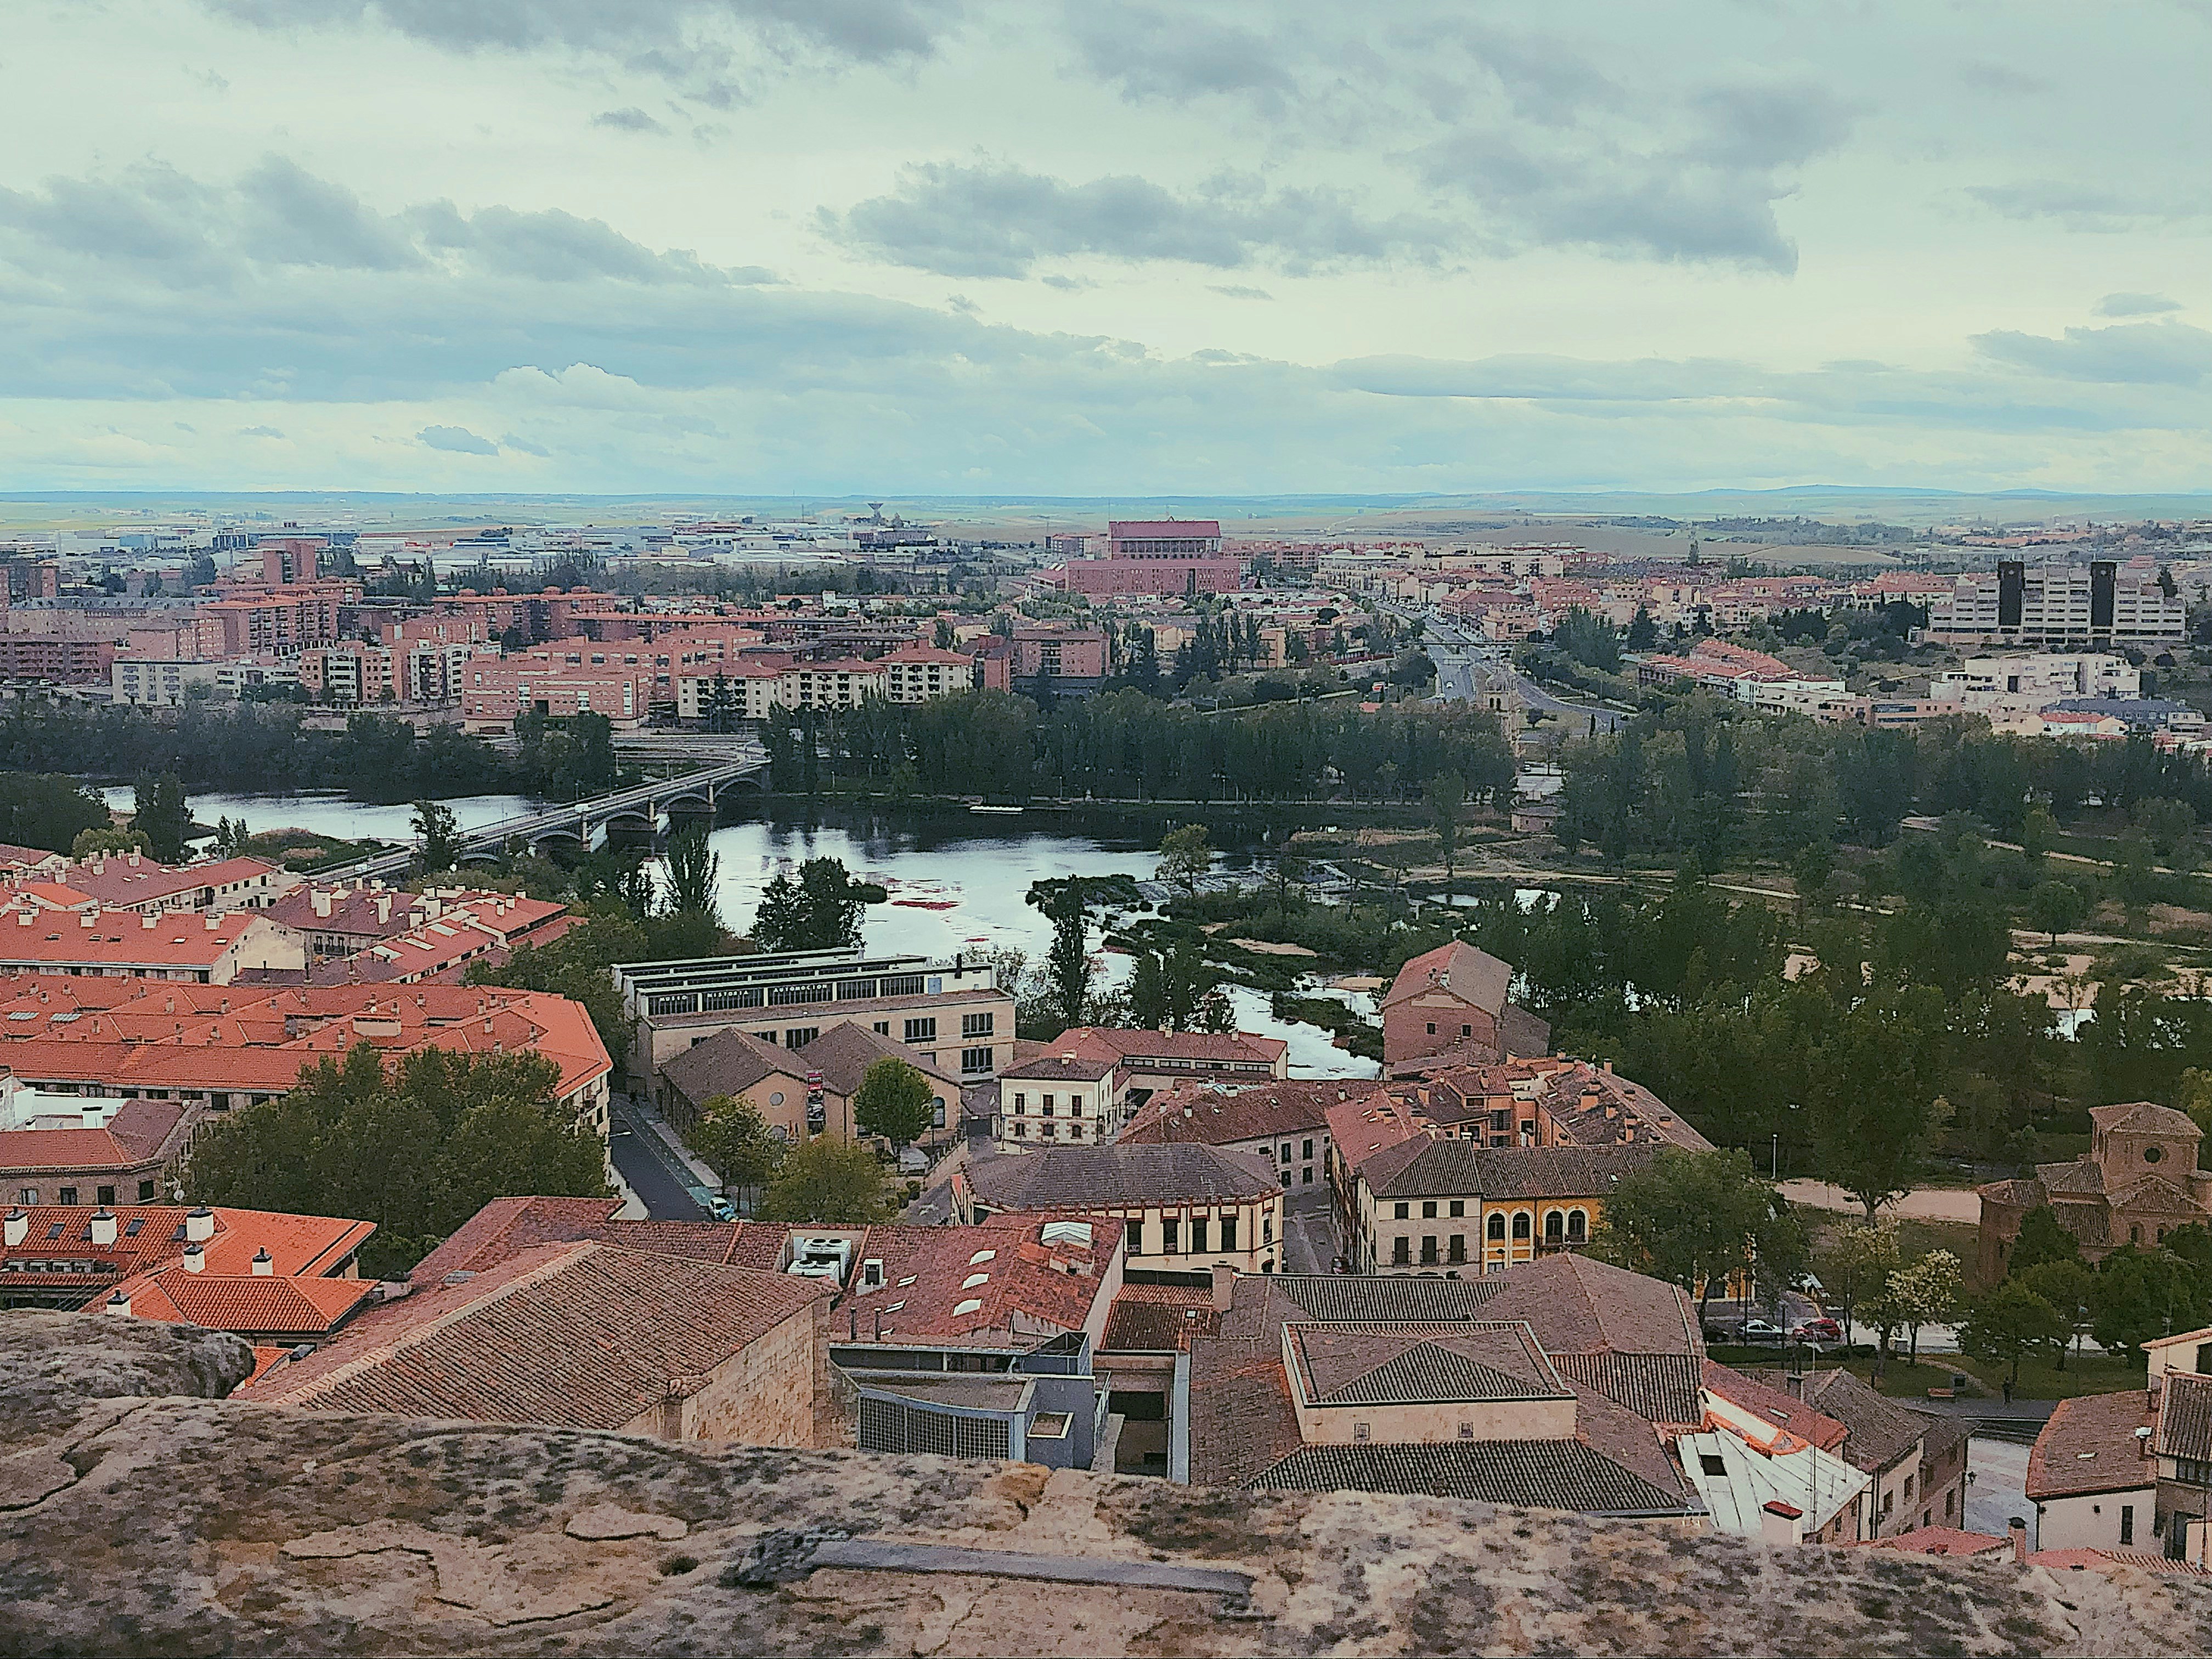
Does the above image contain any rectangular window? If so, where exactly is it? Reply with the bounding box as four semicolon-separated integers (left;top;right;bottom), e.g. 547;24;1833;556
95;1186;115;1206
1126;1220;1143;1254
1162;1218;1180;1253
1393;1201;1409;1220
1191;1218;1210;1254
1426;1023;1436;1035
57;1188;77;1206
136;1181;155;1202
1420;1236;1438;1264
872;1021;890;1036
1280;1142;1292;1163
1042;1098;1056;1117
1448;1234;1466;1262
961;1046;992;1075
1392;1236;1411;1265
1448;1199;1465;1218
1069;1096;1083;1117
1421;1200;1437;1219
903;1017;937;1043
783;1027;817;1048
1221;1216;1238;1252
961;1012;994;1039
1302;1138;1314;1159
1013;1093;1026;1110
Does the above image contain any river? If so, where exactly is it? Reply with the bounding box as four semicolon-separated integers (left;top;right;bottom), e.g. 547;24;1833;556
134;789;1379;1077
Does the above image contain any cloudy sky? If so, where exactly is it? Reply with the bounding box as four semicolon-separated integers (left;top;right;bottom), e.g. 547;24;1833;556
3;0;2210;495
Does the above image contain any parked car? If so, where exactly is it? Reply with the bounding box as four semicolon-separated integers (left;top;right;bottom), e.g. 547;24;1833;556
1791;1317;1843;1343
707;1197;737;1223
1737;1318;1785;1344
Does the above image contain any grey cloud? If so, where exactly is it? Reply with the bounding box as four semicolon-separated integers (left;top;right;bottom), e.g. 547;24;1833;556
500;433;552;455
1967;179;2212;231
2096;292;2182;318
1974;320;2212;386
1957;59;2056;95
828;161;1458;278
237;425;286;437
408;200;765;285
1062;2;1297;107
1039;274;1094;291
238;157;421;270
417;424;499;454
203;0;958;76
1209;284;1274;300
591;107;666;133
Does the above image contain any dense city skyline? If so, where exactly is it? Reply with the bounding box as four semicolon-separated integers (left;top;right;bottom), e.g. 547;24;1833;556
2;2;2209;493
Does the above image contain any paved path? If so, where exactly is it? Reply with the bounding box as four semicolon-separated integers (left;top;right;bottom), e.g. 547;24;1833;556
1780;1180;1980;1224
608;1093;710;1221
1280;1187;1338;1275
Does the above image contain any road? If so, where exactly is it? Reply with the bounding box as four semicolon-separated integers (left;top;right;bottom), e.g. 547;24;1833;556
1966;1435;2032;1541
608;1093;711;1221
1280;1186;1339;1274
1415;611;1628;735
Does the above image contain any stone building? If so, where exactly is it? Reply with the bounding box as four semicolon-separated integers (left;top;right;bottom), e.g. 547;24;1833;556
1976;1102;2212;1283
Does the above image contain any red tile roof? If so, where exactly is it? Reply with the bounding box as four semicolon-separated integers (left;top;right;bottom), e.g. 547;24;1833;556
0;1098;185;1173
1120;1079;1361;1148
119;1268;379;1334
0;1203;373;1293
2028;1390;2160;1500
1102;1280;1221;1351
842;1214;1122;1345
249;1240;827;1431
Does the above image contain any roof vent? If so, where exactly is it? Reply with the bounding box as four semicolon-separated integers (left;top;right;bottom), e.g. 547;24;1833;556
3;1210;26;1246
962;1271;990;1289
952;1297;983;1316
89;1209;117;1246
289;1342;314;1361
251;1248;274;1276
184;1206;215;1243
105;1291;131;1316
181;1242;206;1273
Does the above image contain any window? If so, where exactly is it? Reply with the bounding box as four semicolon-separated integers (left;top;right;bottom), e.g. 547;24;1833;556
136;1181;155;1202
1487;1214;1506;1240
1127;1220;1144;1254
15;1189;35;1205
1042;1097;1056;1118
1069;1124;1083;1139
1302;1138;1314;1160
1221;1216;1238;1252
1280;1143;1291;1163
1425;1023;1436;1035
783;1027;817;1048
1392;1236;1411;1265
57;1188;77;1207
904;1017;936;1043
1069;1096;1084;1117
1460;1024;1471;1037
1421;1200;1437;1220
872;1021;890;1035
1192;1218;1210;1253
1162;1218;1180;1252
1512;1213;1531;1240
961;1012;995;1039
2145;1144;2164;1164
1353;1421;1370;1443
1393;1201;1410;1220
1262;1215;1272;1243
1301;1169;1312;1184
1448;1234;1466;1262
961;1047;992;1075
1011;1122;1027;1138
1567;1210;1587;1242
1013;1093;1026;1110
1544;1212;1564;1241
1903;1475;1914;1501
1448;1199;1464;1218
95;1186;114;1206
1420;1236;1438;1264
1700;1454;1727;1477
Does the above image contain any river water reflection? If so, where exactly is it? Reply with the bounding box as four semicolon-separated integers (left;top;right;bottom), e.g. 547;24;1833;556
141;791;1378;1077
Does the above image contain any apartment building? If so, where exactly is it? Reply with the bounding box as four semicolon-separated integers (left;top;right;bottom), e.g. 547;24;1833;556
1343;1139;1663;1274
0;1201;374;1312
1934;652;2141;707
458;660;651;732
614;949;1014;1093
0;907;304;984
1927;560;2186;648
111;654;300;706
955;1143;1285;1276
15;851;299;917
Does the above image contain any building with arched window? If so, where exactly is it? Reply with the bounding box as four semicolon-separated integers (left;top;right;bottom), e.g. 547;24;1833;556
1344;1139;1657;1276
1976;1102;2212;1284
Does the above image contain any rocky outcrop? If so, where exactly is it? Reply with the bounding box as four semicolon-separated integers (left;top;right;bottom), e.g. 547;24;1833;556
2;1310;2208;1656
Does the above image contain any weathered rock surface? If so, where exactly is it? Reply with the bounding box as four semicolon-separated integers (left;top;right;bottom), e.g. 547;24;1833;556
2;1310;2208;1656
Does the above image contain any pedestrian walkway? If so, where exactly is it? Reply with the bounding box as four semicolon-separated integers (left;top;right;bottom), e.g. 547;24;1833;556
630;1093;724;1192
1780;1181;1980;1224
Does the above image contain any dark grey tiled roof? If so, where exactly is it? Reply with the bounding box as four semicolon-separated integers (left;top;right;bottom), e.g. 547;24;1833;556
1293;1323;1567;1406
967;1143;1279;1210
1549;1351;1704;1426
1364;1141;1661;1200
2157;1373;2212;1463
657;1027;788;1105
1251;1438;1694;1516
1261;1273;1506;1326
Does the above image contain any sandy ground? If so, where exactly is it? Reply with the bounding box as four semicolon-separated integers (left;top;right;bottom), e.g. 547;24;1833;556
1780;1181;1980;1224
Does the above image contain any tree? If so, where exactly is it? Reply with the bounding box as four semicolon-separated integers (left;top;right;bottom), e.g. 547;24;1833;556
752;856;870;952
2007;1205;2081;1274
663;826;722;923
1127;939;1233;1034
1267;852;1308;921
757;1136;893;1225
2092;1248;2211;1364
2028;879;2085;946
1426;770;1466;895
1156;823;1212;898
1887;1249;1964;1365
0;773;111;855
2019;1259;2096;1370
854;1057;936;1152
1814;1220;1905;1361
412;799;460;873
184;1043;607;1278
933;617;956;651
1625;606;1658;651
1804;989;1952;1219
1961;1279;2069;1390
132;771;191;863
684;1093;785;1206
213;815;252;858
70;826;150;859
2019;805;2058;863
2136;797;2197;868
1592;1148;1797;1327
2181;1068;2212;1138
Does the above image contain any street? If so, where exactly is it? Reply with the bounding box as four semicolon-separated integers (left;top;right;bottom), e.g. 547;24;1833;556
608;1093;711;1221
1966;1435;2032;1542
1280;1184;1339;1274
1417;612;1627;735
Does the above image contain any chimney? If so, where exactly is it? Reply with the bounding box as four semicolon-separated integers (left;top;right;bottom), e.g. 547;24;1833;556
1759;1499;1804;1547
3;1209;26;1246
141;913;157;930
1210;1261;1237;1311
184;1206;215;1243
181;1243;205;1273
127;848;140;866
312;889;332;918
105;1291;131;1316
89;1209;117;1246
251;1248;273;1276
2008;1517;2028;1563
374;895;391;924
